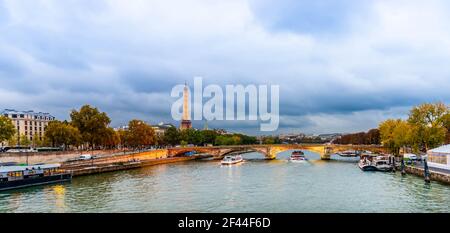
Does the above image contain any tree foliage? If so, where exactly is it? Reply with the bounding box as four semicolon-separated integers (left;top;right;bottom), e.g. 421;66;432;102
70;105;111;148
407;102;448;151
124;120;156;149
334;129;380;145
44;120;82;148
0;115;16;143
379;102;450;154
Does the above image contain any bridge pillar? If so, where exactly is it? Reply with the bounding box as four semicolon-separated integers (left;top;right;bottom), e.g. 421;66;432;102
320;147;333;160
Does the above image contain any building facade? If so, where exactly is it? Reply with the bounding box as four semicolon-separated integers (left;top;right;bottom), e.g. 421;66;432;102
152;122;176;137
1;109;56;145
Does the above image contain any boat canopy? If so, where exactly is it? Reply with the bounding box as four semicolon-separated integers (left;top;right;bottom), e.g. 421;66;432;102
0;164;61;173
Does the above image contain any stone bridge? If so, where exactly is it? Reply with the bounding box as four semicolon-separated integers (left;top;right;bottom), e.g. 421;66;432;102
167;144;388;160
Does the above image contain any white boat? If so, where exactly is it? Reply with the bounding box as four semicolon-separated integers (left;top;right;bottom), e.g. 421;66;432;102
221;155;244;165
289;151;307;163
358;154;377;171
373;156;393;172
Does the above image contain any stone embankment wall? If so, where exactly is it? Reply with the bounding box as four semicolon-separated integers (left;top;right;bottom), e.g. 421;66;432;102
63;150;168;168
0;149;141;164
405;166;450;184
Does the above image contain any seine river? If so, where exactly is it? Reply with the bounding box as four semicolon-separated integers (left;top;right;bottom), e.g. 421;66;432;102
1;151;450;213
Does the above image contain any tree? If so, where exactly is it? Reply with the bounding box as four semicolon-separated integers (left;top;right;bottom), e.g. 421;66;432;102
202;130;218;145
0;115;15;145
215;135;235;145
366;129;380;145
102;127;120;149
44;121;82;149
379;119;402;155
32;133;44;147
117;129;128;148
442;113;450;143
180;128;204;146
7;133;18;146
163;127;180;146
125;120;156;149
70;105;111;148
19;134;31;147
407;102;448;151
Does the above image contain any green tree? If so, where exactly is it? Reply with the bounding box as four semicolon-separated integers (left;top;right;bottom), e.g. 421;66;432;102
215;135;234;145
44;121;82;149
163;126;180;146
125;120;156;149
117;129;128;148
180;128;204;145
19;134;31;147
32;133;44;147
7;133;19;146
102;127;120;149
0;115;16;145
70;105;111;148
202;130;218;145
408;102;448;151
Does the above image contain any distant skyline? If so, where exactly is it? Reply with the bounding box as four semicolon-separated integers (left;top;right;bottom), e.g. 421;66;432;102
1;0;450;135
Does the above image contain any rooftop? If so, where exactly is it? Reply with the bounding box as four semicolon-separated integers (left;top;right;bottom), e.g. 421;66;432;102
429;144;450;154
1;109;54;117
0;164;61;173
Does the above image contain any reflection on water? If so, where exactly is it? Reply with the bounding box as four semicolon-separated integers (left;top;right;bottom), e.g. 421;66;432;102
1;151;450;213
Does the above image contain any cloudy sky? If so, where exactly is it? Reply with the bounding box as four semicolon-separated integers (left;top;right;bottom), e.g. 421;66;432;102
1;0;450;135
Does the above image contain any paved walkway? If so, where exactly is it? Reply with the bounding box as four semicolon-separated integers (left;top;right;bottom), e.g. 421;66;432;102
409;161;450;175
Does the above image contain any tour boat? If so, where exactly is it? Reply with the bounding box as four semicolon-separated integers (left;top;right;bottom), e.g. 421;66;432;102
373;156;393;172
290;151;307;162
338;150;359;157
358;154;377;171
221;155;244;165
0;164;72;191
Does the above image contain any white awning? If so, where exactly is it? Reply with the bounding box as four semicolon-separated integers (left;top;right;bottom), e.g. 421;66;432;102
428;144;450;154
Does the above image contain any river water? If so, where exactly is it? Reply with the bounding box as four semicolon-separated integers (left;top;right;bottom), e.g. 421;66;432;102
1;151;449;213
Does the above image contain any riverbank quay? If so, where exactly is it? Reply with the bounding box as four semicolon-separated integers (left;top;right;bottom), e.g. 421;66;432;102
0;148;212;177
0;149;136;164
404;164;450;184
64;155;210;177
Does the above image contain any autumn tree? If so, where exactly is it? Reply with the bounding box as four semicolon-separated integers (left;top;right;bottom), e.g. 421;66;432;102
0;115;16;145
70;105;111;148
125;120;156;149
44;121;82;149
20;135;31;147
407;102;448;151
442;113;450;143
102;127;121;149
379;119;403;155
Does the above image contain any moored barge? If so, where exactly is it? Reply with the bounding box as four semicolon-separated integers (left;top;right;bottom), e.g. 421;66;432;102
0;164;72;191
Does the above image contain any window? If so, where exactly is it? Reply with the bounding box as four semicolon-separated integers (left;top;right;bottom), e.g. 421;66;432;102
12;114;17;118
25;121;27;125
19;114;24;118
429;152;448;165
